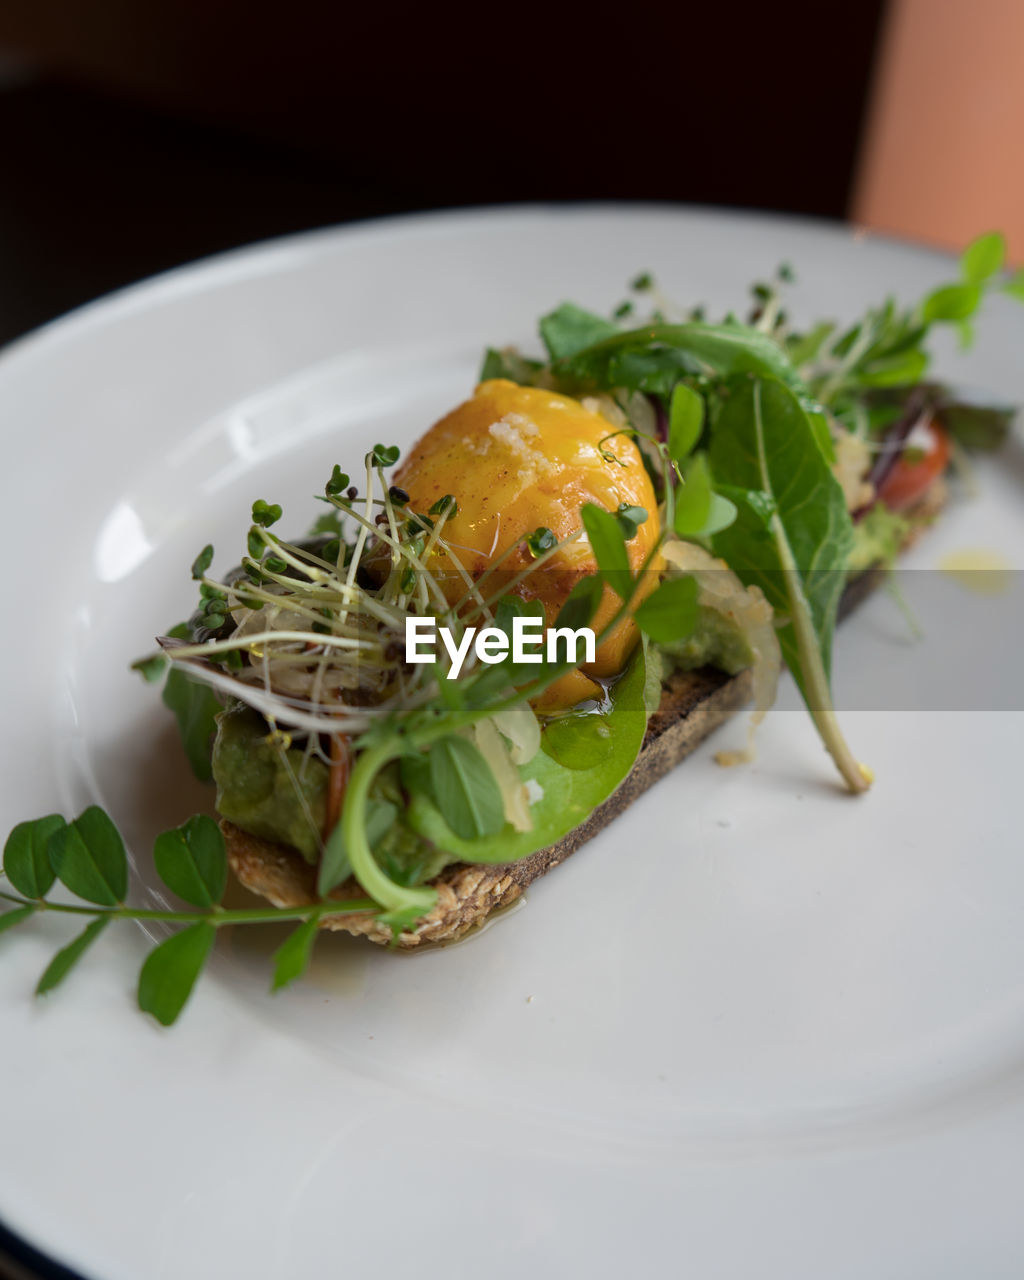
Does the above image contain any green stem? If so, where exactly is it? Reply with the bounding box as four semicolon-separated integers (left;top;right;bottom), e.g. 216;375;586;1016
0;888;374;926
341;741;438;916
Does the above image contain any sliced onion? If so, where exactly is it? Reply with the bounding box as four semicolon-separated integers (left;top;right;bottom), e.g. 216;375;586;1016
473;718;533;832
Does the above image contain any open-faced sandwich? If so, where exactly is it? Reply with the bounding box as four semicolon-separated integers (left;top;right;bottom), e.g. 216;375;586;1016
2;234;1020;1022
153;241;1020;945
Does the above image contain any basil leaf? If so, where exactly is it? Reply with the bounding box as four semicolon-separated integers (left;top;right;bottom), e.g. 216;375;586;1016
539;303;619;360
271;919;319;992
428;736;505;840
960;231;1005;284
3;814;64;898
138;922;216;1026
153;815;227;908
668;382;704;462
36;918;110;996
581;503;631;599
0;905;36;937
48;807;128;906
405;644;648;864
633;576;699;644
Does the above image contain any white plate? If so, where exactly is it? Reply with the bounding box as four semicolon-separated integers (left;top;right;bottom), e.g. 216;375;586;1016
2;206;1024;1280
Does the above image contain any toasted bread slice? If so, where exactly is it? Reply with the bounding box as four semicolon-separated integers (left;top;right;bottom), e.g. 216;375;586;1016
224;664;753;947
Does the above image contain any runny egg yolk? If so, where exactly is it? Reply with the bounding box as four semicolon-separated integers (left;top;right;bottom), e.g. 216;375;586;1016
393;378;663;712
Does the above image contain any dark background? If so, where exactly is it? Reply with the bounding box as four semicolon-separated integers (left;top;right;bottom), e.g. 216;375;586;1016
0;0;888;349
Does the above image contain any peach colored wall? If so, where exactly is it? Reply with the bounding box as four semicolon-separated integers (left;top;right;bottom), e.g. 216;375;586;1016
853;0;1024;260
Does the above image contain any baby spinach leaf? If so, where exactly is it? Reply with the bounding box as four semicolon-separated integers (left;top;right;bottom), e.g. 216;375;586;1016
271;919;319;992
36;918;110;996
3;814;64;899
153;815;227;908
429;736;505;840
405;646;648;864
49;807;128;906
138;922;216;1027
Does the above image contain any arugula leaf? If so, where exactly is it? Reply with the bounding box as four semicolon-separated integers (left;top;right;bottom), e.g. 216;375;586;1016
3;814;64;899
48;807;129;905
551;321;809;402
479;347;546;385
138;922;216;1026
428;736;505;840
153;815;227;908
539;303;619;360
36;918;110;996
709;376;868;791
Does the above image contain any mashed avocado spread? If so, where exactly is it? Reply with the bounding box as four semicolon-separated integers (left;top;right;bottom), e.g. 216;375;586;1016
212;608;753;870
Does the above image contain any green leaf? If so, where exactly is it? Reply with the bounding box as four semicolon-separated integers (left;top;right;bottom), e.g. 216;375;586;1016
615;504;648;540
370;444;400;467
555;574;604;632
937;398;1016;451
318;798;397;896
581;503;631;598
48;807;128;905
271;918;319;992
428;736;505;840
478;347;545;384
673;455;737;539
251;499;282;527
325;466;350;496
190;544;214;581
673;454;711;536
162;667;220;782
153;815;226;908
132;652;168;683
668;382;704;462
308;510;343;538
540;303;619;360
36;917;110;996
406;645;649;863
0;905;36;937
710;375;853;689
920;282;982;324
960;231;1005;283
553;321;809;402
3;814;64;898
786;321;835;368
137;922;216;1027
633;576;700;644
857;349;929;388
1004;269;1024;302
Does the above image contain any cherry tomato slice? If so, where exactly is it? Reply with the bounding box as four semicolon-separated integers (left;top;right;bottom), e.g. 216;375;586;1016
877;418;951;512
